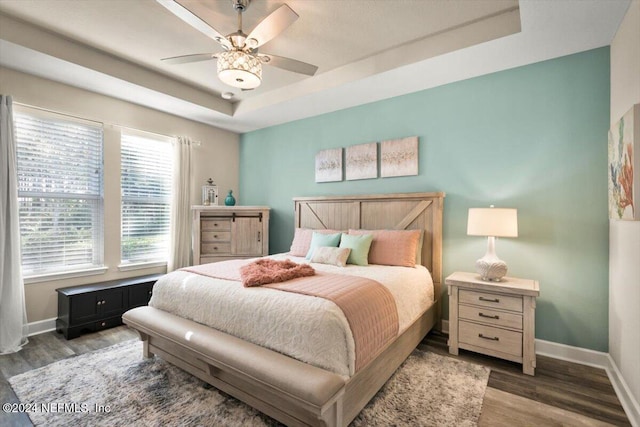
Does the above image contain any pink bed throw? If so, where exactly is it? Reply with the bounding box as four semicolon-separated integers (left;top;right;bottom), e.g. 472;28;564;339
182;258;399;373
265;273;399;372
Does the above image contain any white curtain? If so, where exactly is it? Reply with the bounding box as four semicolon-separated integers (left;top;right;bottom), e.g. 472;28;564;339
0;95;28;354
168;136;192;271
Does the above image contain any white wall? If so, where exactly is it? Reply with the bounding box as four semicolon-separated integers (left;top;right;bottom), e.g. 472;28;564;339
0;66;240;323
609;0;640;419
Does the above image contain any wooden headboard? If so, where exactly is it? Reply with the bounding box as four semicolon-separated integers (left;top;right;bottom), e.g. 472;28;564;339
293;192;445;316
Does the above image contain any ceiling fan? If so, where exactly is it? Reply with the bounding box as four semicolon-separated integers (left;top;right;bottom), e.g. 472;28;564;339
157;0;318;90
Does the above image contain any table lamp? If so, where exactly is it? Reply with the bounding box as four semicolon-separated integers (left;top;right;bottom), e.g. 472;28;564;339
467;206;518;281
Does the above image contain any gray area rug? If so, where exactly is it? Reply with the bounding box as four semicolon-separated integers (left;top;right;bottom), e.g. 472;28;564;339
10;340;489;426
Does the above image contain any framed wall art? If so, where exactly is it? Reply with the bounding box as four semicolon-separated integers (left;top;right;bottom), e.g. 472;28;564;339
380;136;419;178
315;148;343;183
345;142;377;180
609;104;639;220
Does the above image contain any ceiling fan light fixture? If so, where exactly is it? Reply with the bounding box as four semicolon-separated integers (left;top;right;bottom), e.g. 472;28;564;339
217;50;262;89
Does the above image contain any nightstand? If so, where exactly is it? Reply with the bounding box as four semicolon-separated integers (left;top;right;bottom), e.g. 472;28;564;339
446;271;540;375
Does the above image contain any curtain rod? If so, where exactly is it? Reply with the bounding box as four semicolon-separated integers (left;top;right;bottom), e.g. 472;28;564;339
14;102;201;146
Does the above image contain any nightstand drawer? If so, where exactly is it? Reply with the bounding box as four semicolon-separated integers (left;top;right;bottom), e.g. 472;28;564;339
201;231;231;242
201;219;231;231
201;242;231;255
459;320;522;357
459;305;523;330
460;289;522;312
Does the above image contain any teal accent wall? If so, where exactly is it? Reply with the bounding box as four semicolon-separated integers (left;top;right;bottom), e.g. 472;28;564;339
240;48;610;352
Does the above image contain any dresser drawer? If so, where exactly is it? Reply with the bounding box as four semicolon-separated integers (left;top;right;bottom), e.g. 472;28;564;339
459;320;522;357
201;231;231;242
459;289;522;312
201;242;231;255
459;305;523;330
95;316;123;331
201;219;231;231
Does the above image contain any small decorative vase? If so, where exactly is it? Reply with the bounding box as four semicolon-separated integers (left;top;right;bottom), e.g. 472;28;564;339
224;190;236;206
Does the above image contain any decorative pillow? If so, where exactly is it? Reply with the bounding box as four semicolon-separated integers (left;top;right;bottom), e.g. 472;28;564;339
339;233;373;266
305;232;342;259
289;228;340;257
349;229;422;267
310;247;351;267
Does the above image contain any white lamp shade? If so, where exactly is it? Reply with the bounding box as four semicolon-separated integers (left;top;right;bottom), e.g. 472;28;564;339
467;208;518;237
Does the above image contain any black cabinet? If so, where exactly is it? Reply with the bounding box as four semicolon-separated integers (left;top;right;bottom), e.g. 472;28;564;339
56;274;162;339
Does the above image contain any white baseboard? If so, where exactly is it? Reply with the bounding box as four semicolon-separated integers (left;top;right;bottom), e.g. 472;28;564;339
535;339;610;369
28;318;56;337
606;354;640;427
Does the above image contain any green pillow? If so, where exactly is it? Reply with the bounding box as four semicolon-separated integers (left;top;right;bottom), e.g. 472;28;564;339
305;232;342;259
339;233;373;266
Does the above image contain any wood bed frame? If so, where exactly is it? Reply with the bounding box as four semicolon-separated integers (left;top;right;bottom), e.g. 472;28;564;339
123;192;444;427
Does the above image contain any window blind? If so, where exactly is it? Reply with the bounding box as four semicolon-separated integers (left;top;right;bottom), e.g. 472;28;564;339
15;111;104;275
121;133;173;264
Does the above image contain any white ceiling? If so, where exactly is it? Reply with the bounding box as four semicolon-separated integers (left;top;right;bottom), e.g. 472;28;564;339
0;0;631;134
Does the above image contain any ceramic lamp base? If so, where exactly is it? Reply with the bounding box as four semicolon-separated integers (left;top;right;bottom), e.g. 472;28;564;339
475;236;508;281
476;257;507;281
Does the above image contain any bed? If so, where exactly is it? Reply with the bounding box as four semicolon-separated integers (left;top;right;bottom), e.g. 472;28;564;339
123;192;444;427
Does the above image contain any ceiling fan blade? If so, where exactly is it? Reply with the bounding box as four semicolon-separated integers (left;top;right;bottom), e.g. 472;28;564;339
260;53;318;76
245;4;298;48
157;0;230;49
161;53;217;64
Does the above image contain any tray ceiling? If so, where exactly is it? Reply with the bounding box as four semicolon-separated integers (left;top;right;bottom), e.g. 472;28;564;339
0;0;631;133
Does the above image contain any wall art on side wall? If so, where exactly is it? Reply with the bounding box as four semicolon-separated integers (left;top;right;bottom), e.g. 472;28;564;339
315;148;343;183
609;104;639;220
380;136;419;178
345;142;377;180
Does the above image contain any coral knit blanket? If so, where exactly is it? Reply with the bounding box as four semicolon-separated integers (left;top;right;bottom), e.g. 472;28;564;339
182;258;315;287
240;258;315;287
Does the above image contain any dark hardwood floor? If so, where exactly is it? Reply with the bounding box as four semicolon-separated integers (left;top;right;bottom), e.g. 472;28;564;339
0;327;631;426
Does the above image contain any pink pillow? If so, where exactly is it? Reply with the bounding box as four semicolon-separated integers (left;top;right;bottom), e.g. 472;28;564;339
289;228;341;257
348;229;422;267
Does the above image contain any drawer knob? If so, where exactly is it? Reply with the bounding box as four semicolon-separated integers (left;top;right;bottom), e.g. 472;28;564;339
148;291;152;295
97;301;101;306
479;312;500;320
479;333;499;341
101;322;106;327
479;296;500;303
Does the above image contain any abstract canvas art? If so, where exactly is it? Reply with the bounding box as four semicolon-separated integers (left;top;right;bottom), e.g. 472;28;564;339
609;104;639;220
346;142;377;180
380;136;419;178
315;148;343;183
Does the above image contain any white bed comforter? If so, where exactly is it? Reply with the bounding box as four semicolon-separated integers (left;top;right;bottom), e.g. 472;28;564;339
149;254;434;377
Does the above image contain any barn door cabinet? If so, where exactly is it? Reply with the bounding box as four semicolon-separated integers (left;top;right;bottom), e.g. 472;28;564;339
192;206;270;265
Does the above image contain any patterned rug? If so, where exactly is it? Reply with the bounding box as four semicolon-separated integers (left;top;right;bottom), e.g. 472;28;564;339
9;340;489;426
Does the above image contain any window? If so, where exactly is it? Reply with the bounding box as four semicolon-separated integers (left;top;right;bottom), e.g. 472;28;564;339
15;109;104;276
120;132;173;265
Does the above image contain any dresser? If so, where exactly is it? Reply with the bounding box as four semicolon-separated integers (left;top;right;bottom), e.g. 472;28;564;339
192;206;270;265
446;271;540;375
